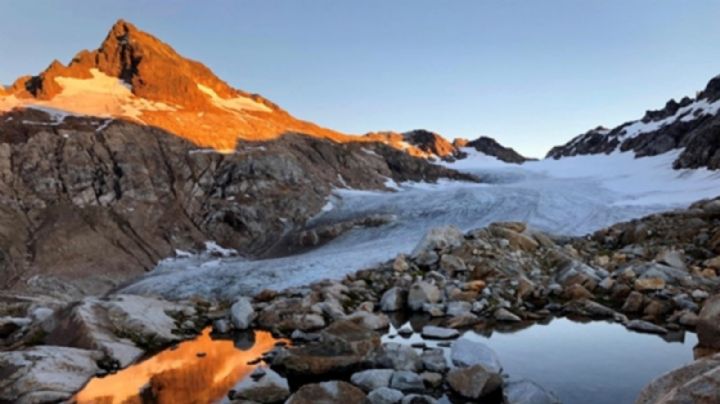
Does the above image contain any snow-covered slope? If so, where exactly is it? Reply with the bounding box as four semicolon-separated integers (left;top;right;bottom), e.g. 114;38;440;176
121;148;720;300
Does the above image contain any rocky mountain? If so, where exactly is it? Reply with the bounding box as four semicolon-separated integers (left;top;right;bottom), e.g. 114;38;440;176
363;129;466;161
547;74;720;169
463;136;531;164
0;21;478;295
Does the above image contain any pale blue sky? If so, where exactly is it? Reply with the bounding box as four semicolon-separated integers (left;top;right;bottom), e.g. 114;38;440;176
1;1;719;156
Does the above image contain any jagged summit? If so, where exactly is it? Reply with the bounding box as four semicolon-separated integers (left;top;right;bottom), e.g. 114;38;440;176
0;19;348;150
547;73;720;170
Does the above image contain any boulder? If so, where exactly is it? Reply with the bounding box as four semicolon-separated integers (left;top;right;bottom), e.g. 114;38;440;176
273;320;380;378
286;381;366;404
421;348;448;372
373;342;422;372
367;387;404;404
440;254;467;274
350;369;394;392
344;311;390;331
230;297;255;330
450;338;502;373
447;365;503;399
0;346;102;403
407;281;442;311
697;294;720;349
636;353;720;404
380;287;407;312
230;367;290;403
44;295;186;367
389;370;425;393
411;226;464;257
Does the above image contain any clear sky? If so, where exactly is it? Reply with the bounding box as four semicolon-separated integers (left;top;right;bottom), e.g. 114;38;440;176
1;1;719;157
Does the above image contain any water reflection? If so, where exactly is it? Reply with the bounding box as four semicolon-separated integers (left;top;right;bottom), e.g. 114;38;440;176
384;316;698;404
74;327;282;404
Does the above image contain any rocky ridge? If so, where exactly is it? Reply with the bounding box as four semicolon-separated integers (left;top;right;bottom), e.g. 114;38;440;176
0;107;476;296
546;74;720;170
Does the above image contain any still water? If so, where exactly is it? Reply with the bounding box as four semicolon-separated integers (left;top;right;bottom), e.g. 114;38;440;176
384;317;698;404
74;318;696;404
74;327;283;404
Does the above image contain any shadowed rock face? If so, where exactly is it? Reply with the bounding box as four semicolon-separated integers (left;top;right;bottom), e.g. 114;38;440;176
546;74;720;170
0;109;476;295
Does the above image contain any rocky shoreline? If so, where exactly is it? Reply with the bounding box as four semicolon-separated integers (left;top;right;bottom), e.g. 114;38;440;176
2;198;720;402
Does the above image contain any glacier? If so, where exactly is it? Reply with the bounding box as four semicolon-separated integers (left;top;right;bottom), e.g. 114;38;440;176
120;148;720;300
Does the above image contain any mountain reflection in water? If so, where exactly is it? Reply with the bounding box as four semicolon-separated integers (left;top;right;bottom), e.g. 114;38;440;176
74;327;282;404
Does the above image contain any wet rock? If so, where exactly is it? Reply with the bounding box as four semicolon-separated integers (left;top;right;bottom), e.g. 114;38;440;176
350;369;394;392
367;387;404;404
421;325;459;340
421;348;448;372
697;294;720;349
625;319;668;335
450;338;502;373
380;288;407;312
447;364;503;399
390;370;425;393
494;308;522;322
285;381;366;403
373;342;422;371
636;353;720;404
408;281;442;311
230;367;290;403
503;379;561;404
0;346;102;403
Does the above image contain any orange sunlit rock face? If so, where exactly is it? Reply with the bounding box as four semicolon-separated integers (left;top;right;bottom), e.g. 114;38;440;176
74;327;284;404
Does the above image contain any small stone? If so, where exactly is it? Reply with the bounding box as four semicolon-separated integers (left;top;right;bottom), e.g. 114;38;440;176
213;319;230;334
393;254;411;272
622;291;645;313
421;325;459;339
625;319;668;334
